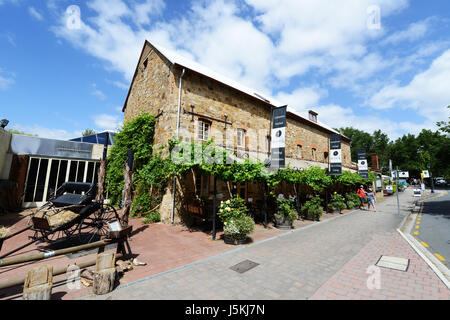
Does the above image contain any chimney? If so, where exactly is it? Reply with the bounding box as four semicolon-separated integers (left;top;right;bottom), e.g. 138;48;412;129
371;154;379;170
308;110;318;123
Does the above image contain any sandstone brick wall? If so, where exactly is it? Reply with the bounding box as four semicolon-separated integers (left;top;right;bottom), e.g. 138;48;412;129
123;42;179;151
177;69;272;161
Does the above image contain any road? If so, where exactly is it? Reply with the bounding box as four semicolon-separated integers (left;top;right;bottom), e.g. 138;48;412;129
413;189;450;268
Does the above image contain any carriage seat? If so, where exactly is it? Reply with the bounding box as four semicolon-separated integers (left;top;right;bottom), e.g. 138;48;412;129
51;182;97;207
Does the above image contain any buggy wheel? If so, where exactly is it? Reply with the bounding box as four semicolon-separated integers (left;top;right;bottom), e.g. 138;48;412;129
78;204;120;243
40;223;79;243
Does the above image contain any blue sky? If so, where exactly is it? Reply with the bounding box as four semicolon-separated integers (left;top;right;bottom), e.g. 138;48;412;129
1;0;449;140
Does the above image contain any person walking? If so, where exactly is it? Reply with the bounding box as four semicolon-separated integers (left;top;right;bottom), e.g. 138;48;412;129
366;188;376;212
357;185;367;210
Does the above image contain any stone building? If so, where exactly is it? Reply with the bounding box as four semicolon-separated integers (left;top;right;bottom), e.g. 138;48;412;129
122;40;353;224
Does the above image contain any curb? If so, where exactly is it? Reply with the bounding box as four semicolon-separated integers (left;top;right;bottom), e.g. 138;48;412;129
397;190;450;290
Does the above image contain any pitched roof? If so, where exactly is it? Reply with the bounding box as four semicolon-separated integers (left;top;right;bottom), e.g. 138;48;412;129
123;40;349;141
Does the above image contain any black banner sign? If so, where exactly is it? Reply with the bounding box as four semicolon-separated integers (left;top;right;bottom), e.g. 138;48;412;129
357;149;369;179
329;134;342;175
270;106;287;168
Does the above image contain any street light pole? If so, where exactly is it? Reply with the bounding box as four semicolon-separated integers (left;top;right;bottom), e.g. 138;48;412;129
396;166;400;216
427;164;435;193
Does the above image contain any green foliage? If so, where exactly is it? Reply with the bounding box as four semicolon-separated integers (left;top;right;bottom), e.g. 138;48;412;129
301;195;323;220
223;215;255;240
142;211;161;224
300;166;332;193
82;129;96;136
105;112;156;205
345;192;360;208
7;129;38;136
275;197;298;222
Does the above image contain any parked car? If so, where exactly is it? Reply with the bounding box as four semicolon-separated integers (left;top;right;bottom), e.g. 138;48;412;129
435;178;447;187
385;185;394;195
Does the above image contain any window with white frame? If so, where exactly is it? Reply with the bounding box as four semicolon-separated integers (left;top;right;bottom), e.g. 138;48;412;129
237;128;246;148
297;145;302;159
198;119;210;141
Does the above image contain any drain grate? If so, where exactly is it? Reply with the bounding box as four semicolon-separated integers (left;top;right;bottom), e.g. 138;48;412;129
376;255;410;272
230;260;259;274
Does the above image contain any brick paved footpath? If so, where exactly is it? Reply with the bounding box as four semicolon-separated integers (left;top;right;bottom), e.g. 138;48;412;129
82;189;450;300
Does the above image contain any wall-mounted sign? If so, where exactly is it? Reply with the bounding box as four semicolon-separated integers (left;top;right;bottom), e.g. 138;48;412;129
329;134;342;175
357;149;369;179
270;106;287;168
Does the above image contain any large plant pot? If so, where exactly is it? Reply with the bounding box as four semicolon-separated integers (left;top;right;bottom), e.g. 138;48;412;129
274;215;293;229
224;234;249;245
304;211;321;221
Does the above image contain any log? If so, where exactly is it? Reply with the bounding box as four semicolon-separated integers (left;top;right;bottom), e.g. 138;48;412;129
96;159;106;201
93;268;116;295
23;265;53;300
93;252;116;295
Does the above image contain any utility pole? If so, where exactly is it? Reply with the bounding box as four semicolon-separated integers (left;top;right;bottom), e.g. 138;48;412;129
396;166;400;216
427;163;435;193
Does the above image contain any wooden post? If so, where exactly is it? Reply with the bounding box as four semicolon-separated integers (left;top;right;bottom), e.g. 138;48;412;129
120;150;134;227
23;265;53;300
212;176;217;240
93;252;116;295
96;158;106;201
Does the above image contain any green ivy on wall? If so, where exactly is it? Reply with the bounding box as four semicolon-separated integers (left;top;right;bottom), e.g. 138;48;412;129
105;112;376;221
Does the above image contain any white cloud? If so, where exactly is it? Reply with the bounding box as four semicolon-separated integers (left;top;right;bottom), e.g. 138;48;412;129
312;103;430;139
0;69;14;90
91;83;107;100
51;0;450;139
28;6;44;21
93;113;123;131
382;18;431;45
10;124;83;140
276;86;327;113
369;49;450;124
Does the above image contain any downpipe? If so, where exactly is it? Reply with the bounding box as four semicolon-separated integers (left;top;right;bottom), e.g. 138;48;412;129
172;68;185;224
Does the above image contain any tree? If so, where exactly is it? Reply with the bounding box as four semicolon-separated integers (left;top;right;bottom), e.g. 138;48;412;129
7;129;38;137
82;129;97;136
436;105;450;134
339;127;374;166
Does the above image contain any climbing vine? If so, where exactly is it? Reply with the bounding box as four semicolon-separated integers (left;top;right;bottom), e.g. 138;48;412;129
106;112;376;221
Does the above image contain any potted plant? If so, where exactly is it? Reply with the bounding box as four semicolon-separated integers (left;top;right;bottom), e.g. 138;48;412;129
223;215;255;245
301;195;323;221
217;197;255;245
329;192;347;214
274;198;298;229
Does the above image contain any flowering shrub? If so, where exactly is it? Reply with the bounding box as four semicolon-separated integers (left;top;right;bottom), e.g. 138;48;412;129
329;192;347;211
217;196;254;241
217;197;248;223
223;215;255;240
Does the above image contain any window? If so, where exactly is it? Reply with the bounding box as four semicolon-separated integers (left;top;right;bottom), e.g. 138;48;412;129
143;58;148;69
237;129;246;148
312;148;317;161
198;119;210;141
297;145;302;159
